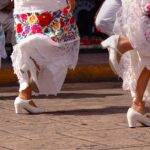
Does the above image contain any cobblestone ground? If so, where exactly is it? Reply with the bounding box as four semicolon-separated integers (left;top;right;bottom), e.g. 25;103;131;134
0;82;150;150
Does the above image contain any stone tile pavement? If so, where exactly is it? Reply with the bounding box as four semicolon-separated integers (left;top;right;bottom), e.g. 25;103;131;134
0;82;150;150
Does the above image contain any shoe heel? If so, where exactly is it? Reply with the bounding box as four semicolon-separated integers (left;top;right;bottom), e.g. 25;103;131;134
127;108;138;128
14;103;23;114
127;117;138;128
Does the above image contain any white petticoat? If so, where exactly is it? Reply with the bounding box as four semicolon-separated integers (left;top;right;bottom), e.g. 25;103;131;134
11;34;80;95
114;0;150;101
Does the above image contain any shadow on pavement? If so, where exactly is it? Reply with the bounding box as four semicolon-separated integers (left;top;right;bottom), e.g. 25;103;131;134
0;93;123;100
44;106;128;116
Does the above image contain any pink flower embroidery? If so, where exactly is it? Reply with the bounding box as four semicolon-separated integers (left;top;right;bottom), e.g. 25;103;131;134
144;3;150;15
20;14;28;22
62;6;70;16
31;25;42;34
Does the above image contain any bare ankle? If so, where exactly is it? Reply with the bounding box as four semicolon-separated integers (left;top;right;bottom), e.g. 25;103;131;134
117;37;133;54
132;100;145;114
19;86;32;100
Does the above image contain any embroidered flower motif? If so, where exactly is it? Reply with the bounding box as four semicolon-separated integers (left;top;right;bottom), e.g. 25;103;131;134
38;12;53;26
60;19;65;28
16;23;23;33
31;24;42;34
20;14;28;22
144;3;150;13
69;17;76;24
22;31;27;37
63;6;70;16
24;25;30;34
28;14;38;25
15;6;78;44
144;3;150;17
51;20;61;30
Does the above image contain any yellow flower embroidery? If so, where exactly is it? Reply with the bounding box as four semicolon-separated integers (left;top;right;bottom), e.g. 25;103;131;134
28;14;38;25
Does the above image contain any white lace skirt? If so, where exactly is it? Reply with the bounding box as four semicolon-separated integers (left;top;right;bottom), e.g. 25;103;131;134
11;8;80;95
119;50;150;102
114;0;150;101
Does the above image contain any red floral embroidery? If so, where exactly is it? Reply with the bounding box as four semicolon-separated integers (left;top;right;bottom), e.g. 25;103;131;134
60;19;65;28
15;6;78;43
16;23;23;33
63;6;70;15
70;17;76;24
38;12;53;26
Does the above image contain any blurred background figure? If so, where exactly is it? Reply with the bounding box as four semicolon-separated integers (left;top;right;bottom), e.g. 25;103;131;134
0;0;15;45
75;0;106;51
0;23;7;66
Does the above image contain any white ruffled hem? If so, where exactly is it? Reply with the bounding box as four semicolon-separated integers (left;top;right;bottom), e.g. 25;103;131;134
11;34;80;95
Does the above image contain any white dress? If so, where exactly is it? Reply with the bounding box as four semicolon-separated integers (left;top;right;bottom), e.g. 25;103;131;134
114;0;150;101
13;0;68;14
95;0;122;35
11;0;80;95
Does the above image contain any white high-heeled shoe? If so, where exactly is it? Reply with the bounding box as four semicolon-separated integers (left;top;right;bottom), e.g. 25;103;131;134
101;35;122;77
14;97;45;114
127;107;150;128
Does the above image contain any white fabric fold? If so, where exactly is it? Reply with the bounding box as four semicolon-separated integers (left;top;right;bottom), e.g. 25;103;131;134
14;0;67;14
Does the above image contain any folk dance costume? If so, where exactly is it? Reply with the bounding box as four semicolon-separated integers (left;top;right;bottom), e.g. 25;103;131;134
113;0;150;102
97;0;150;102
99;0;150;127
12;0;80;95
95;0;122;35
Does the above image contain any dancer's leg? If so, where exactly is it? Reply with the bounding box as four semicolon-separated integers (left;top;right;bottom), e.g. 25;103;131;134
18;59;40;106
101;35;133;76
117;36;133;54
14;68;44;114
18;86;38;107
117;37;150;107
133;68;150;114
127;68;150;127
19;86;32;100
117;37;150;110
